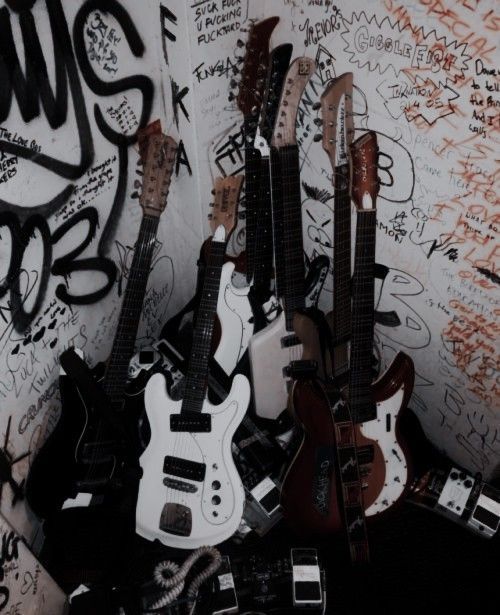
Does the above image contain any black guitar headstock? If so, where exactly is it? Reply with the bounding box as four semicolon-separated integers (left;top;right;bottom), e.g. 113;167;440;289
256;44;293;151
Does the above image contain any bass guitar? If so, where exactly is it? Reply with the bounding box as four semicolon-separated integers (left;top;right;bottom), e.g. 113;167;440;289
136;176;250;549
348;131;414;517
25;132;177;519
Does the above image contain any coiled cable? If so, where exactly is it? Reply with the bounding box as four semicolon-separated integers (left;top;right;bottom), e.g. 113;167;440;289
146;546;222;613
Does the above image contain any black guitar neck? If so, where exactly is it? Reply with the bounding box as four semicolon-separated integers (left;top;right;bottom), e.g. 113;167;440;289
277;144;306;331
331;162;351;379
349;209;377;423
103;214;160;406
181;238;226;415
244;114;262;284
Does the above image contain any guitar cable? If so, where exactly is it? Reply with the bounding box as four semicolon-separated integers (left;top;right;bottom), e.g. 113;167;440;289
143;546;222;613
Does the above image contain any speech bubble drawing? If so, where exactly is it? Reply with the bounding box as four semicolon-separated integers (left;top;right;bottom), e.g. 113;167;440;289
341;12;470;88
377;76;460;125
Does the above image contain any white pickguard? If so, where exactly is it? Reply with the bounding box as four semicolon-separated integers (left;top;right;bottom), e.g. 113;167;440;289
248;310;303;420
136;372;249;549
214;262;253;376
360;384;408;516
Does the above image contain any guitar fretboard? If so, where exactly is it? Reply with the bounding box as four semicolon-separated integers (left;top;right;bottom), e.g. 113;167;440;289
103;214;160;404
332;163;351;364
277;144;305;331
252;154;273;299
244;115;262;284
349;209;377;423
181;239;226;414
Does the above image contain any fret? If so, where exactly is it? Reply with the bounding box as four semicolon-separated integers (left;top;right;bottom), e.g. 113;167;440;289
252;154;274;298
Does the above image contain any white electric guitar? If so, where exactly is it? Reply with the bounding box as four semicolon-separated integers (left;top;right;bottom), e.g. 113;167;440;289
248;57;317;420
136;176;249;548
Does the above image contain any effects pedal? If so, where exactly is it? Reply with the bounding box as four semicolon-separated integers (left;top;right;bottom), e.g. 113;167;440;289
409;465;500;538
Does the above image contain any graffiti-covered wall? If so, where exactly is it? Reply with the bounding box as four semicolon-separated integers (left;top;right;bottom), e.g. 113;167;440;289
0;0;498;560
0;0;203;544
161;0;499;478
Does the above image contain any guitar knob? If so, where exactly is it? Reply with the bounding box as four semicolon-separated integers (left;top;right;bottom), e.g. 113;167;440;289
212;480;221;490
212;495;221;505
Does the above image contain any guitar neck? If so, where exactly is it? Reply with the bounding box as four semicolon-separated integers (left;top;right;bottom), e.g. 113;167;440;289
252;154;274;299
181;239;226;414
103;214;160;403
279;144;305;331
349;209;377;423
331;163;351;377
244;115;262;283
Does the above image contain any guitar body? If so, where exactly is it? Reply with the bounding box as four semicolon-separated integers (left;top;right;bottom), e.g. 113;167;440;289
248;310;303;420
214;262;254;376
25;357;122;519
358;351;415;516
136;372;249;549
281;378;343;536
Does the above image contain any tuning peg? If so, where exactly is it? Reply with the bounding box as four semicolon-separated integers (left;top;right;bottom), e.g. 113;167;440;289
312;102;321;111
208;213;213;220
313;134;323;142
230;78;239;89
313;118;323;126
228;92;235;102
211;189;215;195
236;38;245;47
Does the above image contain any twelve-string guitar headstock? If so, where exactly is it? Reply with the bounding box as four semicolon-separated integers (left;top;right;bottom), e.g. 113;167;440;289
271;57;316;148
234;16;279;122
320;72;354;170
139;133;178;217
210;175;244;240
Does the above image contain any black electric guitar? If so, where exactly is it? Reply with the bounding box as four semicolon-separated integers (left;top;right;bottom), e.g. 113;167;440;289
25;133;177;519
233;16;279;283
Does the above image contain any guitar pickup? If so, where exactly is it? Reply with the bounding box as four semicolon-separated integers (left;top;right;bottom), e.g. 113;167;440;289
284;360;318;379
281;334;301;348
164;455;206;482
170;412;211;432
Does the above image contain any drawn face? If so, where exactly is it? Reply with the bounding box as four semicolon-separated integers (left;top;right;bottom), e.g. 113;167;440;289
302;197;333;294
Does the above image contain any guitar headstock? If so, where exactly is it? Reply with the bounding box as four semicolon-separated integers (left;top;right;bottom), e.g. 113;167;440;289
321;73;354;169
236;17;279;118
271;57;316;148
350;132;379;212
139;134;177;217
210;175;244;241
256;43;293;152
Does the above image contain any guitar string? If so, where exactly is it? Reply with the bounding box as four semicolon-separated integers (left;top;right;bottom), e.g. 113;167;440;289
85;214;158;488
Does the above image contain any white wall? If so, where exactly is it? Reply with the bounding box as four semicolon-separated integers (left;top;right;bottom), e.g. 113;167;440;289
0;0;498;561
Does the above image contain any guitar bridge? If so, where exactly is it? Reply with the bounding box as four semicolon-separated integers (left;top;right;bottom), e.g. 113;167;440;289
159;502;192;537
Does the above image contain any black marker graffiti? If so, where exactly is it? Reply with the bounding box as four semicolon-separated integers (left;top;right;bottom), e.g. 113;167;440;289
0;0;154;331
160;3;177;65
